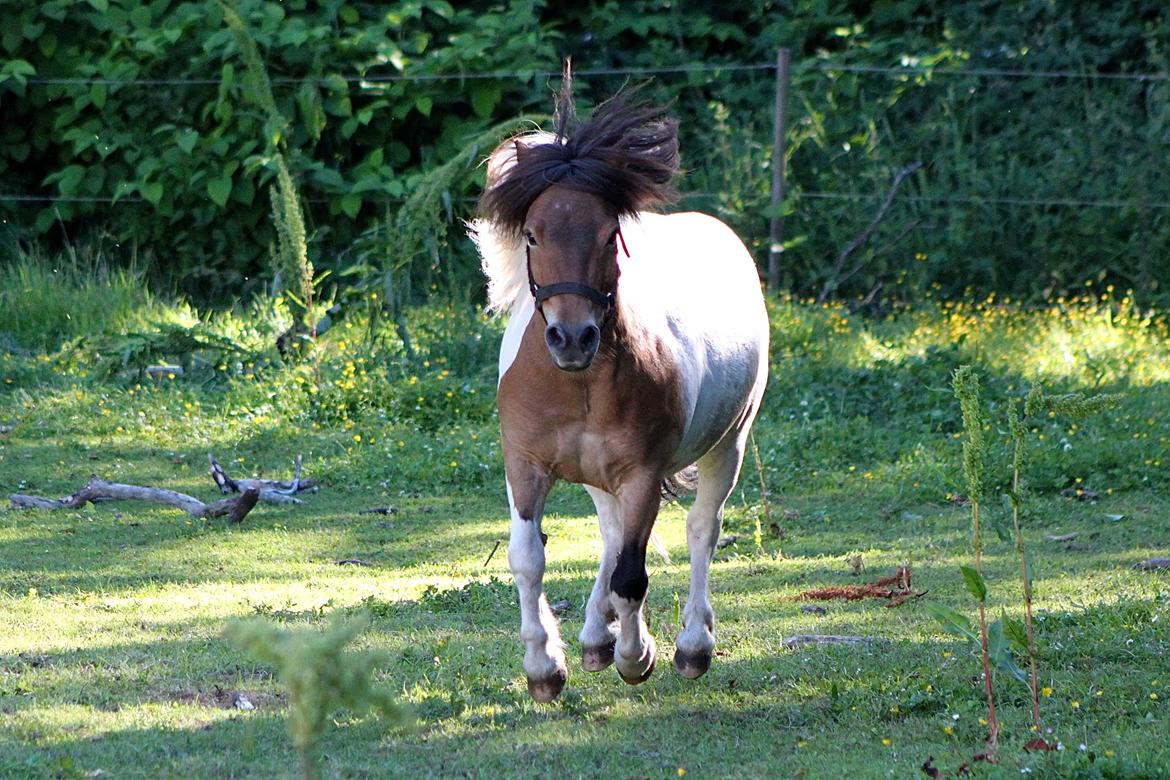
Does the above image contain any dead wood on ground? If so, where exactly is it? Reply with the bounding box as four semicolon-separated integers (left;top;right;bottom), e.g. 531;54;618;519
207;453;315;505
10;478;260;523
795;565;926;607
783;634;877;649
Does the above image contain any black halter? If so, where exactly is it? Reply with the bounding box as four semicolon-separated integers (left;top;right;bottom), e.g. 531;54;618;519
526;227;628;323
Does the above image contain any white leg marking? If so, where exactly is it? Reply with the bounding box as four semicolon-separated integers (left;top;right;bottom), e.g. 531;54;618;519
613;588;657;683
580;486;621;669
675;432;747;677
506;480;566;696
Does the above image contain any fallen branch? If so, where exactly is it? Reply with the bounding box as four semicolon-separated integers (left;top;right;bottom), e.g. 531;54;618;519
11;478;260;523
795;566;925;607
208;453;316;504
816;161;924;303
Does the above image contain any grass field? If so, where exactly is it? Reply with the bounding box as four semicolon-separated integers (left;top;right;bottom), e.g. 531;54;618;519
2;276;1169;778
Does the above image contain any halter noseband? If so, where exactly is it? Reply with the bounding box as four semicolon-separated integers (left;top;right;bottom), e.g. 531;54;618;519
526;227;629;322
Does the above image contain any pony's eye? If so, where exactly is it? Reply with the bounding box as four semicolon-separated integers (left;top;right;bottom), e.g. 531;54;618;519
525;230;538;247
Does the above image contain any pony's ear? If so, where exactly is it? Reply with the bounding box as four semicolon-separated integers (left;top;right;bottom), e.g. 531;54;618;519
513;140;525;162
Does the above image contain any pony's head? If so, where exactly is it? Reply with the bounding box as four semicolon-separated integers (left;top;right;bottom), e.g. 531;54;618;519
478;79;679;371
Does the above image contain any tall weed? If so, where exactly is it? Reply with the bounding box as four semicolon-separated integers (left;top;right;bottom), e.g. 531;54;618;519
0;243;156;351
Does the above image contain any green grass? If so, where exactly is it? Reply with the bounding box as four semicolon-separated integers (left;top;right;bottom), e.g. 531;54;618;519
2;286;1169;778
0;243;163;353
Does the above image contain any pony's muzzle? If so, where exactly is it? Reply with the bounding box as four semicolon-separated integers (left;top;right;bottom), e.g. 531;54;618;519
545;321;600;371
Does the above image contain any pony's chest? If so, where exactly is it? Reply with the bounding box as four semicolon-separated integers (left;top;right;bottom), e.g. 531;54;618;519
498;360;683;490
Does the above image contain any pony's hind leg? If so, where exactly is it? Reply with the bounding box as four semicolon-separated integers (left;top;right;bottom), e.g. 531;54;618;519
609;474;662;685
505;465;567;702
674;427;749;679
580;486;621;671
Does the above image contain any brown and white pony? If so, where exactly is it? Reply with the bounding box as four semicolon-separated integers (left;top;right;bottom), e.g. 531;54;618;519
470;84;769;702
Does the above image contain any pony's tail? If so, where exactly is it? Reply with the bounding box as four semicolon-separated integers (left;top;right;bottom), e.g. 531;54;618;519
661;465;699;503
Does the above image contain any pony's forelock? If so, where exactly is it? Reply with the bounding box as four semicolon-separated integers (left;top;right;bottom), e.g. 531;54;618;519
476;86;680;240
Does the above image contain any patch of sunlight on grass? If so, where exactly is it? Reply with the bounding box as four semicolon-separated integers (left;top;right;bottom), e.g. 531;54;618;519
11;703;241;746
789;293;1170;387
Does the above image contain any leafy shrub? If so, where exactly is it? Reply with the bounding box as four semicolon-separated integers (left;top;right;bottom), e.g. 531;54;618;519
1;0;563;301
226;613;410;780
419;576;515;613
3;0;1170;305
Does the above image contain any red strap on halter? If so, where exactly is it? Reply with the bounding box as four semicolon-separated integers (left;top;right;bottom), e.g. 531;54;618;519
616;225;630;258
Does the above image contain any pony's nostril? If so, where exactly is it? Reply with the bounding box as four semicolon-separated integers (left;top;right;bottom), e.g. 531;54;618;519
545;325;567;350
579;324;600;353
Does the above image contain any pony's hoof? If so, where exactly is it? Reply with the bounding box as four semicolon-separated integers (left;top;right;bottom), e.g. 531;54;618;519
527;667;568;703
673;648;712;679
618;655;656;685
582;641;615;672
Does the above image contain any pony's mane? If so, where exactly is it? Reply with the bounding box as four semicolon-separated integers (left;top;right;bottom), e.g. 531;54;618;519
473;81;680;315
470;131;556;315
479;86;680;237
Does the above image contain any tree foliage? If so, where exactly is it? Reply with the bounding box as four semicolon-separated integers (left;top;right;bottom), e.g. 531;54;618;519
1;0;1168;304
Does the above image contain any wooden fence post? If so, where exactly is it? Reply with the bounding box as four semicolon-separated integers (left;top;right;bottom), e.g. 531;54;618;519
768;48;791;291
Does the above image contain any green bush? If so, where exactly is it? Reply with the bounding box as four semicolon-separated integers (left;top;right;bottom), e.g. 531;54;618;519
2;0;1169;304
0;0;563;301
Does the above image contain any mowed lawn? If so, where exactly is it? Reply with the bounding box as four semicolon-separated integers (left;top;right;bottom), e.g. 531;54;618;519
2;294;1169;778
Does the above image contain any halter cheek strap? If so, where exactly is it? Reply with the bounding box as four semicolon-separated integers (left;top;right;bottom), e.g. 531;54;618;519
526;226;628;323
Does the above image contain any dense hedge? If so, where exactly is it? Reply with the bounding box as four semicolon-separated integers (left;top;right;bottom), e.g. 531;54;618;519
1;0;1168;304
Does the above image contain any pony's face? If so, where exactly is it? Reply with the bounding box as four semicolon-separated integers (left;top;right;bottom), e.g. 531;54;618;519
525;186;620;371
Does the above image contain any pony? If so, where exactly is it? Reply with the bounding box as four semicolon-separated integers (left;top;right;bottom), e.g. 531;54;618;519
469;79;769;702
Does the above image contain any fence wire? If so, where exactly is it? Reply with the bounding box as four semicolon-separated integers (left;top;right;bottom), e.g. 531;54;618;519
5;58;1169;211
17;60;1170;87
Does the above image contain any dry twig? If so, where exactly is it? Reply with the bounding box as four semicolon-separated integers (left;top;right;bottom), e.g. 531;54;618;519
208;453;316;504
795;566;924;607
816;161;924;303
11;478;259;523
783;634;876;649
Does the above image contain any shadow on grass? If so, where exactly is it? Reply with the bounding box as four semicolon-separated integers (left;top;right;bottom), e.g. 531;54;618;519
5;611;1168;779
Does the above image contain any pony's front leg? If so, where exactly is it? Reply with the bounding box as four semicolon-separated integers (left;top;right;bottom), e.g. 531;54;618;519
505;463;566;702
610;475;661;685
580;486;621;671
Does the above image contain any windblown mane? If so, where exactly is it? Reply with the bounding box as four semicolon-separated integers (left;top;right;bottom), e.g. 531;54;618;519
473;79;680;314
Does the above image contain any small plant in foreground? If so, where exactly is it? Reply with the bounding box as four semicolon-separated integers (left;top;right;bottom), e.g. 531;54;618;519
225;613;411;780
934;371;1118;760
950;364;999;760
1006;393;1044;745
1007;387;1116;747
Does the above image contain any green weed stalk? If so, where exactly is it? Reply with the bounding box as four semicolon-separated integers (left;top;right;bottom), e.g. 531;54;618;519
226;613;410;780
952;365;998;760
222;0;318;365
749;430;779;557
1007;394;1043;739
1011;388;1117;742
